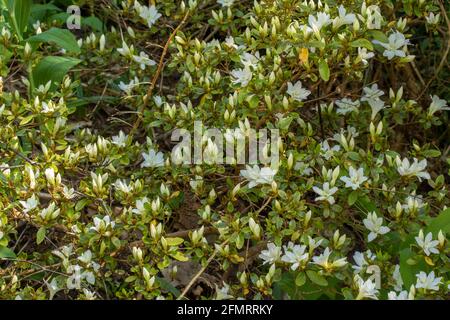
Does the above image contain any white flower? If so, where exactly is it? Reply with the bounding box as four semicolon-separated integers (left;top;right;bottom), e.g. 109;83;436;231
114;179;133;194
45;278;61;300
356;47;375;65
132;51;156;70
415;230;439;256
259;242;282;265
39;202;60;221
83;289;96;300
364;5;383;29
141;149;165;168
217;0;234;7
90;215;115;233
203;138;219;164
132;197;149;215
388;290;412;300
112;130;128;148
117;41;134;57
153;95;163;107
352;250;375;273
308;12;331;37
99;34;106;51
287;81;311;102
368;98;385;120
333;5;356;29
240;165;277;188
363;211;390;242
118;77;139;95
395;157;430;181
373;31;409;60
340;166;368;190
320;140;341;160
312;182;338;205
355;275;379;300
62;185;76;200
66;265;83;289
231;67;253;87
215;282;234;300
224;36;239;50
362;84;384;101
20;195;39;213
312;247;347;270
335;98;360;115
415;271;442;291
402;195;424;215
428;95;449;117
425;12;440;25
137;5;161;28
281;242;309;271
240;52;260;69
78;250;92;264
41;101;57;113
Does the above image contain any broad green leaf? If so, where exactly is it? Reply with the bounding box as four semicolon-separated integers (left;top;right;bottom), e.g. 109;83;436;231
246;94;259;109
421;149;441;158
170;251;189;262
348;190;359;206
427;208;450;235
350;39;374;51
32;56;81;88
399;248;427;288
36;226;46;244
165;237;184;246
157;277;181;297
83;16;104;32
368;30;388;43
295;272;307;287
318;59;330;82
27;27;80;53
0;246;17;259
6;0;32;39
306;270;328;286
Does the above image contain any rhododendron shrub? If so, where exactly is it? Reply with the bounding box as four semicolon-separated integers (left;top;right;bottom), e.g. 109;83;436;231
0;0;448;300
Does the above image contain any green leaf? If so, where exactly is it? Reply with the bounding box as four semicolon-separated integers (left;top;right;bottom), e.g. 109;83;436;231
32;56;81;88
83;16;104;32
27;27;80;54
306;270;328;286
75;198;89;211
295;272;307;287
427;208;450;235
157;277;181;297
421;149;441;158
346;151;361;161
165;237;184;246
6;0;32;39
36;226;46;245
0;246;17;259
350;39;374;51
368;30;388;43
111;236;121;248
399;248;427;288
246;94;259;109
348;190;359;206
170;251;189;262
318;59;330;82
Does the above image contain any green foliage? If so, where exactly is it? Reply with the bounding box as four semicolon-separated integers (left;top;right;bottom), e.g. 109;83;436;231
0;0;448;301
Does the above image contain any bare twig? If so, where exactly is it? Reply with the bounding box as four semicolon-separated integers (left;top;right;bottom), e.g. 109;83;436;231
131;12;190;135
177;239;229;300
